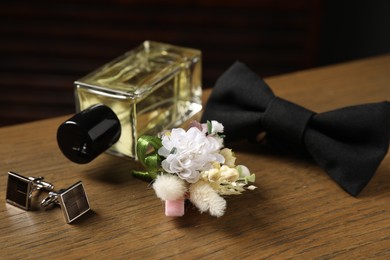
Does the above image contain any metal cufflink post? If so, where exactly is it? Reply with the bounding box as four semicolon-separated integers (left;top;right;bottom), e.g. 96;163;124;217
6;171;54;211
41;181;91;224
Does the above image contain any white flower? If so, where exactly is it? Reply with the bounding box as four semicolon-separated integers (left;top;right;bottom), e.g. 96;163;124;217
210;120;224;134
212;135;224;149
220;148;236;167
219;165;239;182
158;127;224;183
204;168;220;182
202;165;239;183
201;164;255;195
202;120;224;135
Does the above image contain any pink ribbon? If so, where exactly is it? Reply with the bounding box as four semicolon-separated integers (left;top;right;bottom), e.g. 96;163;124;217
165;199;185;217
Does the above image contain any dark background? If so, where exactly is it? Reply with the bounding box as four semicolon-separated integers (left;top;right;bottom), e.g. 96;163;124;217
1;0;389;126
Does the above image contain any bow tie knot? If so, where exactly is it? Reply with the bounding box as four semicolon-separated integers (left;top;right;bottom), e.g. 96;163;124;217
263;97;314;146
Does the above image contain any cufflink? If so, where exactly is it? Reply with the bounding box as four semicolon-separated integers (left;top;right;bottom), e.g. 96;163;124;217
6;171;54;210
41;181;91;224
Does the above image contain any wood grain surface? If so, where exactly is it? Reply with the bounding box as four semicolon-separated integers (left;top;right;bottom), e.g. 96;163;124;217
0;55;389;259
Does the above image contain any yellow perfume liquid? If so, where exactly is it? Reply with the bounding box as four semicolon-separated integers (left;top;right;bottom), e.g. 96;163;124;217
71;41;202;160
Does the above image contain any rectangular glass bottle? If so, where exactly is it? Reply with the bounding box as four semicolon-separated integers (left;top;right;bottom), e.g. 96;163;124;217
74;41;202;159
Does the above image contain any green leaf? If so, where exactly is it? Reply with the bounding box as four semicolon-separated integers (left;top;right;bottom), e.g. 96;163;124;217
134;135;163;181
132;170;155;182
136;135;162;167
207;120;212;134
245;174;256;183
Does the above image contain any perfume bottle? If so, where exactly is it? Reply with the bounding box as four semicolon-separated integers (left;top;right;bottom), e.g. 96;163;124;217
57;41;202;164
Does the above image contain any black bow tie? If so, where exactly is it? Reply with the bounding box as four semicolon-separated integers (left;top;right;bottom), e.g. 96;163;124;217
201;62;390;196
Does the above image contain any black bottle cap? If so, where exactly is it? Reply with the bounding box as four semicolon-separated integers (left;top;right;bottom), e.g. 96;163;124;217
57;104;121;164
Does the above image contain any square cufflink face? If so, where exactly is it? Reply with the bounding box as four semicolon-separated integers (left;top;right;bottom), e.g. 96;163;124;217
6;172;33;210
58;182;90;223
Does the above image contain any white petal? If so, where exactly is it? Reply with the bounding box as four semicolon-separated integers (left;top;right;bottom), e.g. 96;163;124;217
247;185;257;190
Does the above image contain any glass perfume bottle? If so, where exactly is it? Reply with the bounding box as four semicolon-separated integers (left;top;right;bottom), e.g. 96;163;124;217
57;41;202;163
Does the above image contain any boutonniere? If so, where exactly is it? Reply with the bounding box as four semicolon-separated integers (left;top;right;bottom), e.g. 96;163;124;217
133;120;256;217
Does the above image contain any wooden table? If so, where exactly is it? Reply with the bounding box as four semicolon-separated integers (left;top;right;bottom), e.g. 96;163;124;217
1;55;389;259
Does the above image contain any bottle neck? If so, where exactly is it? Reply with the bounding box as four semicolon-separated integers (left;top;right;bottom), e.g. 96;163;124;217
57;104;121;164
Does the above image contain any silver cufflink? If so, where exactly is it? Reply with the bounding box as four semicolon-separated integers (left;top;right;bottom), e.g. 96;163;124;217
6;171;54;210
41;181;91;224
